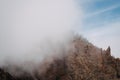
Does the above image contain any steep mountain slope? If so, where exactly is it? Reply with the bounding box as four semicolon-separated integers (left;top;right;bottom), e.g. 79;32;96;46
0;36;120;80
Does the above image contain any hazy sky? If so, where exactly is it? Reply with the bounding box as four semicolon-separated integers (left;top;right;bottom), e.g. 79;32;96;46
78;0;120;57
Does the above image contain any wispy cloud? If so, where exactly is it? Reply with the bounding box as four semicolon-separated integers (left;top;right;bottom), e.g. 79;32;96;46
85;4;120;18
77;0;120;58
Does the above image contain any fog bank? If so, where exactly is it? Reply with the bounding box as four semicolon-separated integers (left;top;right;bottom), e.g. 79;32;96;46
0;0;82;70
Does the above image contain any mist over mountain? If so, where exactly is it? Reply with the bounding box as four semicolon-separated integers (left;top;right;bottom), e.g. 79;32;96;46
0;0;120;80
0;0;81;68
0;35;120;80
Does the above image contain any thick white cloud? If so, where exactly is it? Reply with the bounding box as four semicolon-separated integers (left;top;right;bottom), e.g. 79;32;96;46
0;0;82;66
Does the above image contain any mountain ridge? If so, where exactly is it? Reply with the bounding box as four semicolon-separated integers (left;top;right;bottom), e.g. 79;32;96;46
0;36;120;80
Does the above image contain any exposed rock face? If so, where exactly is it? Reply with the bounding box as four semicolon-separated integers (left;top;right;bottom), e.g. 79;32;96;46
0;36;120;80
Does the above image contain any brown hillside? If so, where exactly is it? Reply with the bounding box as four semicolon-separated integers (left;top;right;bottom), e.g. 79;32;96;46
0;36;120;80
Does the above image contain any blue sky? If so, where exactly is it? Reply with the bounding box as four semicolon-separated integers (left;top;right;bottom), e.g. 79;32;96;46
80;0;120;29
77;0;120;57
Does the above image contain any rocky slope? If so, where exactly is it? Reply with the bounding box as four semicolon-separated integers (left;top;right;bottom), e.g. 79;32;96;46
0;36;120;80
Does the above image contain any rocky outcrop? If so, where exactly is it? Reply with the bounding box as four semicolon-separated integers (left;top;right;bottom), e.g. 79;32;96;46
0;37;120;80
